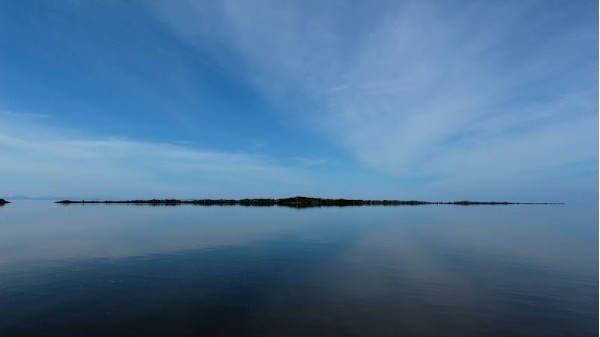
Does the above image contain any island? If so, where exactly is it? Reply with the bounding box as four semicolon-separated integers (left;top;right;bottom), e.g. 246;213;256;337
55;196;562;208
0;198;10;205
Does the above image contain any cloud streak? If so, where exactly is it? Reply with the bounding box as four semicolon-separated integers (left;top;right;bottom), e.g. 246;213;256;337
148;0;598;200
0;112;316;199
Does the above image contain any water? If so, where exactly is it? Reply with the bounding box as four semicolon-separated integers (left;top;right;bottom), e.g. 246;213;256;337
0;201;597;336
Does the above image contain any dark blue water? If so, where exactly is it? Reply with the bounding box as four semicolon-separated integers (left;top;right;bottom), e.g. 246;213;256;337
0;201;597;336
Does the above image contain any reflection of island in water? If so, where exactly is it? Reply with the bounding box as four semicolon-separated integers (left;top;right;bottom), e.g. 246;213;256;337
55;196;562;208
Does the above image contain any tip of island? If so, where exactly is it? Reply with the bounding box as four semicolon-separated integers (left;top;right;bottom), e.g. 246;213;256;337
54;196;562;208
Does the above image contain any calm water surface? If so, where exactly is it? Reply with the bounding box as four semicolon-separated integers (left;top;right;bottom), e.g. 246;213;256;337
0;201;597;336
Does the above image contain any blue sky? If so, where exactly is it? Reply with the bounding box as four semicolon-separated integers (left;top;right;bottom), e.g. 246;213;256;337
0;0;597;202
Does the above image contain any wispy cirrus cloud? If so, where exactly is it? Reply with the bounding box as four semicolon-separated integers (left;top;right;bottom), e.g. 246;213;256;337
146;0;597;200
0;111;318;199
1;110;53;120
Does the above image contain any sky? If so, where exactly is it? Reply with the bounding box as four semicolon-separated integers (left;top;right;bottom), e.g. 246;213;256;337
0;0;597;202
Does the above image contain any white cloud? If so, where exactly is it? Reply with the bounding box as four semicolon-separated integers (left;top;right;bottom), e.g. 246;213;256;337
147;0;598;200
0;112;315;198
1;110;53;120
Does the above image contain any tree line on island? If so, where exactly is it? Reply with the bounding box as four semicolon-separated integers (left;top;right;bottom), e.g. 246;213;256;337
53;196;562;208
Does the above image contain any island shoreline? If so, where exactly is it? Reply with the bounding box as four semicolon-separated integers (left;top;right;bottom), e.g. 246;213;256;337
54;196;563;208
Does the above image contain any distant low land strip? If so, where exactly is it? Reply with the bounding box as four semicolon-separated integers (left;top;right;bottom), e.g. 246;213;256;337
55;196;562;208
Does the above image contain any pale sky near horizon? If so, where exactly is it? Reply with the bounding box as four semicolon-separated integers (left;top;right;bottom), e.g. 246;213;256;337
0;0;597;202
